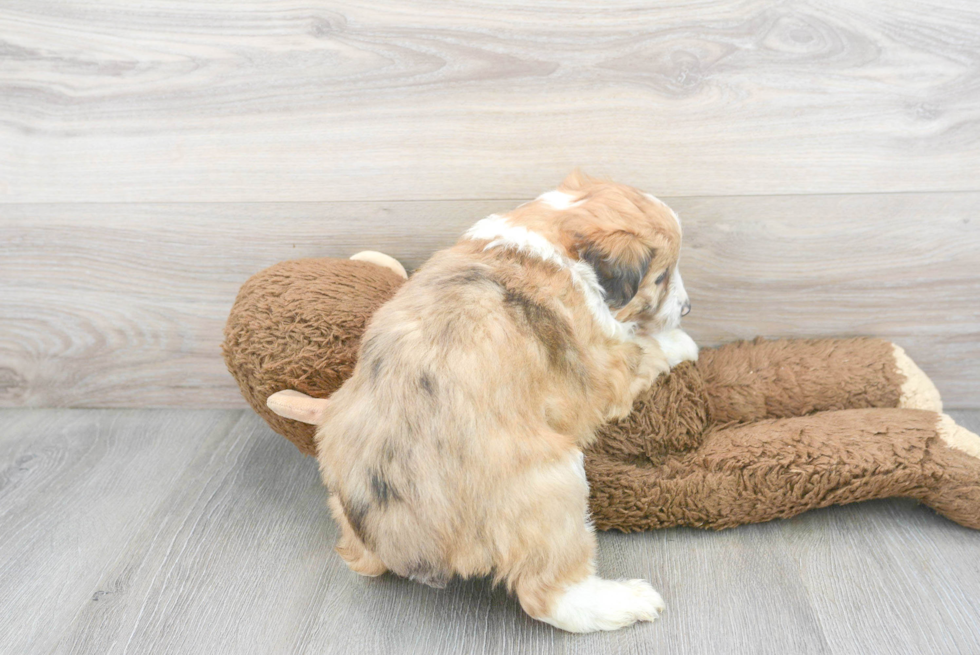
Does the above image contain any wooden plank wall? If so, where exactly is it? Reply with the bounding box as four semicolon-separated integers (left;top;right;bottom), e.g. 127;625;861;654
1;1;978;409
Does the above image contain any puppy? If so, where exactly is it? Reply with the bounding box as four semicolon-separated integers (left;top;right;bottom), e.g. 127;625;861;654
267;172;697;632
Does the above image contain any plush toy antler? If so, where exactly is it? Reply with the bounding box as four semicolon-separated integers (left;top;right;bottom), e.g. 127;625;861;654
222;255;980;531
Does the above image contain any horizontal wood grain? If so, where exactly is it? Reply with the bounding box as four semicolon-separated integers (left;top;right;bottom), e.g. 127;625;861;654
1;0;979;202
1;192;978;409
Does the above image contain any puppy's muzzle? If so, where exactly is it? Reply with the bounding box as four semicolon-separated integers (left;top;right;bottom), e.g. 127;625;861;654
681;300;691;316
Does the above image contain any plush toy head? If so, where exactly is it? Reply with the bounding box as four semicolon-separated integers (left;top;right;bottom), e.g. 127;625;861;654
222;256;406;456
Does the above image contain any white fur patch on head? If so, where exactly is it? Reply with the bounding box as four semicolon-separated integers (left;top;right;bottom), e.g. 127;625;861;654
466;215;567;269
464;216;635;341
537;190;583;210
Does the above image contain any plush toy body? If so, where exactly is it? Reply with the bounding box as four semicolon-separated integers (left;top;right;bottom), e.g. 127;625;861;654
223;256;980;532
590;338;980;531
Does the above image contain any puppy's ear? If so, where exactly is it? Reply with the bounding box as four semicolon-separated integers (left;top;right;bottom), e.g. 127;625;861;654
579;232;653;309
558;169;591;193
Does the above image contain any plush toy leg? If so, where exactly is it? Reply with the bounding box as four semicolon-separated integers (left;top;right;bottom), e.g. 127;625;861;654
922;415;980;529
586;408;980;532
224;257;408;457
892;344;943;412
593;361;711;464
698;337;941;424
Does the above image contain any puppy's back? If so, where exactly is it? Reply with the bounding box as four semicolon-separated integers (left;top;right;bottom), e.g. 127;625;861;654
315;247;591;584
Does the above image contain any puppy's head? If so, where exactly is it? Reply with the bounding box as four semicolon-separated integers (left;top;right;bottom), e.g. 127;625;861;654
510;172;690;332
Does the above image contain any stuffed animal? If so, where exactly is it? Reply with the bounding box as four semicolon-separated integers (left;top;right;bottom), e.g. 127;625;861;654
222;254;980;532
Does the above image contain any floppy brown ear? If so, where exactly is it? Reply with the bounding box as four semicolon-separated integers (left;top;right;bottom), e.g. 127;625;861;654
267;390;331;425
578;232;653;309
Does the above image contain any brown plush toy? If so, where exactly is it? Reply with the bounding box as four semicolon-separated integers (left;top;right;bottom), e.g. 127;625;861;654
223;254;980;532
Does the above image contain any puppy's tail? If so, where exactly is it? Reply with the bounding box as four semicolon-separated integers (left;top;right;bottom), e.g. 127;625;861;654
267;389;331;425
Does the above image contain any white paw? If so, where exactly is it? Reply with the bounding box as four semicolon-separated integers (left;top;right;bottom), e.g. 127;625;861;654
652;328;699;368
539;575;666;633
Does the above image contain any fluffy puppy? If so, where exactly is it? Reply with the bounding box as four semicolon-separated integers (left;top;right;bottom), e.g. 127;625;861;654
267;172;697;633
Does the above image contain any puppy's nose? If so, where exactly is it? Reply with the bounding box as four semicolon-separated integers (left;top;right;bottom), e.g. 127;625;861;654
681;300;691;316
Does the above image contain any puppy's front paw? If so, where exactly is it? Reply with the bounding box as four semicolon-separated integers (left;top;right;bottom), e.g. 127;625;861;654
653;328;699;368
540;576;665;633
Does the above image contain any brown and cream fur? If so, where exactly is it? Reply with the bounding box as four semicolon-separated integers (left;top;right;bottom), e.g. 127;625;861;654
273;174;688;631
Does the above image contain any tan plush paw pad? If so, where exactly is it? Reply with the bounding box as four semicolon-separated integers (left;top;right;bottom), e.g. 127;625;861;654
350;251;408;279
892;344;942;412
937;414;980;460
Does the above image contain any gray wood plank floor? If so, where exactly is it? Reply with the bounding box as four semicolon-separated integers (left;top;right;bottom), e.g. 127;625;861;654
2;409;978;654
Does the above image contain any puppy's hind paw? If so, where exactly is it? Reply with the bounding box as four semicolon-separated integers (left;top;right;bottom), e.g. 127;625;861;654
622;578;667;621
539;576;665;633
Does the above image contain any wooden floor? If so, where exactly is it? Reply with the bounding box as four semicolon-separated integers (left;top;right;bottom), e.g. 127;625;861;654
3;408;979;655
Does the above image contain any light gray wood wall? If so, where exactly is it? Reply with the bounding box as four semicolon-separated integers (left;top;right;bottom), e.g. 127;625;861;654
1;1;978;409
